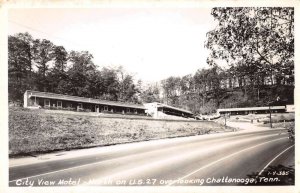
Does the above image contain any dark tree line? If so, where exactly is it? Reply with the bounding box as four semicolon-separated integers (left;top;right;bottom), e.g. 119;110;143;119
8;32;141;104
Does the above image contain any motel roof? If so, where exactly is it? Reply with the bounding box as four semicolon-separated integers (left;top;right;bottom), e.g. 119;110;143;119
217;106;286;112
147;102;193;115
26;90;146;109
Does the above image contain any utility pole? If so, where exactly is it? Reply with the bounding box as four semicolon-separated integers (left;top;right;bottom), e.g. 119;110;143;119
269;104;272;128
269;96;280;128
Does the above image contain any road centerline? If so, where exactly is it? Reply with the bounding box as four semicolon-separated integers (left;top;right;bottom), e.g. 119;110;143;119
167;137;288;186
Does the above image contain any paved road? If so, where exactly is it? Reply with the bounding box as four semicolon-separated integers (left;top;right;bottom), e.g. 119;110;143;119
9;129;294;186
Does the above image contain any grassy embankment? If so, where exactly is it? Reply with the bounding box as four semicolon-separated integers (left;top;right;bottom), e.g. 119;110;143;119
231;113;294;124
9;107;232;156
222;113;295;129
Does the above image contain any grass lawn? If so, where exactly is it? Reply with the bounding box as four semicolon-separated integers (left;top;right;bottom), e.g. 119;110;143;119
227;113;294;123
9;107;232;156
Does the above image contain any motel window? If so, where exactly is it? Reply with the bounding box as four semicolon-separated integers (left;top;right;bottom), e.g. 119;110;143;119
57;101;62;108
104;106;108;111
127;108;130;113
44;99;50;107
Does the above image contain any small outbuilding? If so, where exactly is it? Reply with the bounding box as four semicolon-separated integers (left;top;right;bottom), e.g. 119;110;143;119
144;102;194;119
217;106;286;115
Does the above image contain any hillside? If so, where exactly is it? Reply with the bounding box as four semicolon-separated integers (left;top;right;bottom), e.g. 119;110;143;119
9;107;233;156
199;85;294;114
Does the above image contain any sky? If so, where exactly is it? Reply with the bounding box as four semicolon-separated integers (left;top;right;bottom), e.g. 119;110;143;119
8;8;217;83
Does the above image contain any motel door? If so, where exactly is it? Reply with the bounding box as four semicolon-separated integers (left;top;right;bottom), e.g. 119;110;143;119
95;105;99;113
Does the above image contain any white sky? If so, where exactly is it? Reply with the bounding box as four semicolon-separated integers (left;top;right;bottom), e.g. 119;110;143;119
8;8;217;82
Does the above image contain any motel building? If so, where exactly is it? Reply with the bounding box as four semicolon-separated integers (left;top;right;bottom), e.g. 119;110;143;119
144;102;194;119
217;106;287;116
24;90;147;115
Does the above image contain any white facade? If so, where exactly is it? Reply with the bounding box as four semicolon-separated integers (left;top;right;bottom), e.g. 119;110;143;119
144;102;193;119
144;102;160;118
286;104;295;112
23;91;28;108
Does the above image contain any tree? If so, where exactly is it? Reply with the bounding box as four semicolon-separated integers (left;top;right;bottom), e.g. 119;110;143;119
180;74;194;95
194;68;209;108
67;51;96;97
205;7;294;89
48;45;68;93
178;74;198;112
14;32;34;74
52;46;68;73
8;33;34;102
140;83;161;103
98;67;119;100
32;39;55;91
116;66;139;103
161;76;181;106
119;75;137;102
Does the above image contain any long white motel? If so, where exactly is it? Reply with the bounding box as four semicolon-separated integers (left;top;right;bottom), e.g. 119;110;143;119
23;90;194;119
24;90;147;115
217;106;287;115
